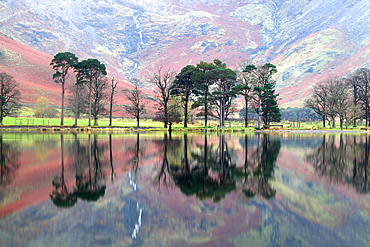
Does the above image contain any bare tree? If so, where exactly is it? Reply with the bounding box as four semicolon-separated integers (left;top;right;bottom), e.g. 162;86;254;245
109;78;119;127
305;81;329;127
346;72;363;127
356;68;370;126
0;72;21;125
67;83;88;126
150;67;176;128
123;79;147;128
153;96;182;131
327;78;351;129
91;77;109;126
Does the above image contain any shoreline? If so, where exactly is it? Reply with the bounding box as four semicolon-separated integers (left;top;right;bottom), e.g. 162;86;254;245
0;126;369;133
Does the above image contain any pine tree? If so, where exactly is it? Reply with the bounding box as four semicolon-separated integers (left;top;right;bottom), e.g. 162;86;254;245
261;80;281;128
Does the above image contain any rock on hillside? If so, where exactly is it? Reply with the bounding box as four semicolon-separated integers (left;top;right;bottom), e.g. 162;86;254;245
1;0;370;106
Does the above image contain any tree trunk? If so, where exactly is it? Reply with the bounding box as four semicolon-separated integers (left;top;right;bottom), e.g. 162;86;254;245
109;78;116;127
323;113;326;128
332;116;336;128
204;90;208;128
109;92;114;127
137;114;140;128
219;97;224;128
164;104;168;128
88;80;92;127
74;85;79;127
61;82;64;126
257;101;262;129
245;97;248;128
184;93;189;128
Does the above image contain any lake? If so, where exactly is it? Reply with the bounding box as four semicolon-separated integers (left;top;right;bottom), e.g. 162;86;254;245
0;131;370;247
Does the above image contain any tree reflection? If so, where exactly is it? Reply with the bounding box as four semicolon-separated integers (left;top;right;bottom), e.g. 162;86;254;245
50;134;77;208
51;134;108;208
307;134;370;194
169;133;237;202
154;133;181;189
236;134;280;199
109;134;116;182
126;133;143;181
74;134;107;201
0;134;20;187
155;133;279;202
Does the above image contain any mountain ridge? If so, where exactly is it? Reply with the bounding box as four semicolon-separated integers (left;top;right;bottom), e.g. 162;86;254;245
1;0;370;107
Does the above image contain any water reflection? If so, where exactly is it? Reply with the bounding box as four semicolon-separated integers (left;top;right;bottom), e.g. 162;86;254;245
236;134;280;199
4;132;370;246
0;134;20;187
50;134;77;207
126;133;143;239
155;133;280;202
307;134;370;194
51;134;108;207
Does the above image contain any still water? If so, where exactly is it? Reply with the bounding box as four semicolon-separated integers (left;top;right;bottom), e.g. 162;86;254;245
0;132;370;246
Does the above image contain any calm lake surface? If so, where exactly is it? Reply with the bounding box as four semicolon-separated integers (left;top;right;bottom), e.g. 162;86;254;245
0;131;370;246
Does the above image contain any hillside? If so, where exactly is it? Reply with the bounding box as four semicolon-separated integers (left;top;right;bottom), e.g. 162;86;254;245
0;35;156;116
1;0;370;107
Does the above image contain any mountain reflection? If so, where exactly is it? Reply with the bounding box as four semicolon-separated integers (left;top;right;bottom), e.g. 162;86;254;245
51;134;110;207
155;133;280;202
307;134;370;194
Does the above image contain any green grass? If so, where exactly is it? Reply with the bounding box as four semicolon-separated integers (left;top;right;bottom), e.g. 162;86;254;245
2;117;166;128
1;116;369;132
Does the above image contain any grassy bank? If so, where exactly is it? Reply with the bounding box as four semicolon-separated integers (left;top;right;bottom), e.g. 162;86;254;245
1;117;370;132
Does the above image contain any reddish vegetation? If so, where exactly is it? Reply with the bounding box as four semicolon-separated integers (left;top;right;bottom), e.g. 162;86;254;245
0;35;157;116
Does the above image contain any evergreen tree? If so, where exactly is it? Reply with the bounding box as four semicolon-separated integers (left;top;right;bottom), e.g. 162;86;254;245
74;59;107;126
192;61;216;127
208;59;236;128
172;65;198;127
261;80;281;127
50;52;78;126
243;63;277;129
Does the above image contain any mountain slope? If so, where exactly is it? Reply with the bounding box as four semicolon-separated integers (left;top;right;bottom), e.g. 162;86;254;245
0;35;156;115
1;0;370;107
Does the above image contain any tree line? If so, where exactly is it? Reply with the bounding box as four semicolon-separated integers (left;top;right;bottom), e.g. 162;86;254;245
0;52;282;129
150;59;281;130
305;68;370;129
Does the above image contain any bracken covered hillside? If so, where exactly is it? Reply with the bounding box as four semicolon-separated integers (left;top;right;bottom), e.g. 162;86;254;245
1;0;370;107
